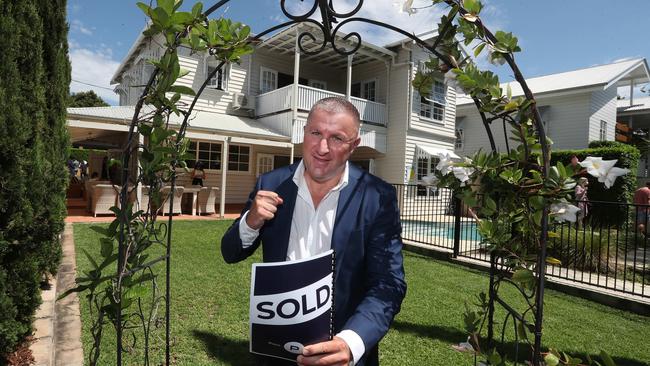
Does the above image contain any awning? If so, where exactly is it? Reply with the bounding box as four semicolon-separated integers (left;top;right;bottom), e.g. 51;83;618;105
417;145;460;159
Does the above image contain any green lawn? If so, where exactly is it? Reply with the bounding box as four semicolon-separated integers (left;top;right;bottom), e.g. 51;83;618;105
72;221;650;365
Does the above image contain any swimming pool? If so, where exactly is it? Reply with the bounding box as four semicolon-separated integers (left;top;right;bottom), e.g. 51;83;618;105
401;220;482;241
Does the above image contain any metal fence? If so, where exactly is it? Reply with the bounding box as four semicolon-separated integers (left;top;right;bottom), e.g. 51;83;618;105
393;184;650;298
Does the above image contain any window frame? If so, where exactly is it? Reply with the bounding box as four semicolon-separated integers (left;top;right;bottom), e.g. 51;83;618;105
260;66;278;94
227;144;251;173
600;120;608;141
351;79;377;102
418;79;446;123
186;140;223;171
206;60;228;91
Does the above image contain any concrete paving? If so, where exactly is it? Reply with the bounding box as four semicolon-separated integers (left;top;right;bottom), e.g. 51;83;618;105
30;223;84;366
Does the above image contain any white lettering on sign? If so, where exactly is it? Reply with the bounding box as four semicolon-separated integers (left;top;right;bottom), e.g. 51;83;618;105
250;273;332;326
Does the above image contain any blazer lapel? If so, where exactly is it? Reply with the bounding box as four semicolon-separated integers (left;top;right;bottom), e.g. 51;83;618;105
267;173;298;262
331;166;365;267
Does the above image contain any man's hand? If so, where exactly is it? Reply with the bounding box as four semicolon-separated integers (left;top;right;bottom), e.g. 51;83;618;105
296;337;352;366
245;190;284;230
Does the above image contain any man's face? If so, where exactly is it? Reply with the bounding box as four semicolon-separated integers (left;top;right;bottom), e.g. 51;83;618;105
302;109;360;185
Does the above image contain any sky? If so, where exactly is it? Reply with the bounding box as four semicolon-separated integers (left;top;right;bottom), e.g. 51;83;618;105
67;0;650;105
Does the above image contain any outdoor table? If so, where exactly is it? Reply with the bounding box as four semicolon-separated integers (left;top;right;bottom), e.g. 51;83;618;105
183;186;202;215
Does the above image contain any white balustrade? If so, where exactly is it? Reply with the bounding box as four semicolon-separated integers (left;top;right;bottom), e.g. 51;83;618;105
256;84;386;126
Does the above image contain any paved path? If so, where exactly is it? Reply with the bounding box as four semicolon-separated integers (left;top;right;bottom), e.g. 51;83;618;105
30;223;84;366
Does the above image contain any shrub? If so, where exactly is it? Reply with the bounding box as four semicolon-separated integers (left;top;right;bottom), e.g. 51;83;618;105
0;0;69;357
551;141;640;227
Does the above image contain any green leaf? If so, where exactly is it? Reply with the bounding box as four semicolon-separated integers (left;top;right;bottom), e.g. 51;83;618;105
100;238;113;258
82;249;100;270
511;268;534;285
169;85;196;95
473;42;486;57
546;256;561;265
136;2;152;16
544;353;560;366
599;351;617;366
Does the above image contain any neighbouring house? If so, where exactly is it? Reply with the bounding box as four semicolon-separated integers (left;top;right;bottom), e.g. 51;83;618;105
618;95;650;181
67;23;461;214
455;58;650;178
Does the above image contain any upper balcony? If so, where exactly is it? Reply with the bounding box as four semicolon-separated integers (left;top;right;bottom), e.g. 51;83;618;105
256;84;387;126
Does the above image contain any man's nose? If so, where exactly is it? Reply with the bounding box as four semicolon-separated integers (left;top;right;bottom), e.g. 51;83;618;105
317;137;330;153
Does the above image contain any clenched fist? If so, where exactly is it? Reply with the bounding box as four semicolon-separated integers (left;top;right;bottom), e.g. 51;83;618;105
246;190;284;230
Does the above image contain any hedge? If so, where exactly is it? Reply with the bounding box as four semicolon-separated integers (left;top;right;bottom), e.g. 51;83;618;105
551;141;640;227
0;0;70;357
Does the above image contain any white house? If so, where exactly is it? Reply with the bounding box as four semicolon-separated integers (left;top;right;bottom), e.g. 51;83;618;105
454;58;650;162
67;23;460;214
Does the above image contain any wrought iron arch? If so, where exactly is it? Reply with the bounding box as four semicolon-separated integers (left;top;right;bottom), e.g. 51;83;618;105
113;1;551;365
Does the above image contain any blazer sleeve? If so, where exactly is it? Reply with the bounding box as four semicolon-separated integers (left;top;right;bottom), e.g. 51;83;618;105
220;178;263;263
343;185;407;350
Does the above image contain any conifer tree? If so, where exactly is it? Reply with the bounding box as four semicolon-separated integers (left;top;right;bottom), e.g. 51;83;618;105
0;0;70;356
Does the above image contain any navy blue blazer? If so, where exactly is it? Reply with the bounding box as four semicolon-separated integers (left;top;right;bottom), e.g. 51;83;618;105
221;163;406;366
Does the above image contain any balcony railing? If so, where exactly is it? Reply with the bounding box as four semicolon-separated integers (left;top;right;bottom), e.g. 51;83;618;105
256;84;387;126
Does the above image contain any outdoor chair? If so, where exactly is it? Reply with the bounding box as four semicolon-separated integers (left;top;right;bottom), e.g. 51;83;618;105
91;184;120;217
197;186;219;215
85;180;111;212
159;186;184;215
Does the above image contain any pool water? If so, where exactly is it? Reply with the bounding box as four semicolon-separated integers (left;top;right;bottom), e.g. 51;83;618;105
401;220;482;241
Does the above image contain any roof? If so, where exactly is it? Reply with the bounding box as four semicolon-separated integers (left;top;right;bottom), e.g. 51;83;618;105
257;22;395;69
618;96;650;113
457;58;650;106
67;106;291;141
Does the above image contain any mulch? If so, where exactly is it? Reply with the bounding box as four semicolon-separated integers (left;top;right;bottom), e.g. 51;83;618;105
3;337;35;366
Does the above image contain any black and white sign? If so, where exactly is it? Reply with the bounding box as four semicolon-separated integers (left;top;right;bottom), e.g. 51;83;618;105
249;250;334;362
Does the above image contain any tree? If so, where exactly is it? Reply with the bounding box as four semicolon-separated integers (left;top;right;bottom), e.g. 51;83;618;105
0;0;69;358
68;90;109;107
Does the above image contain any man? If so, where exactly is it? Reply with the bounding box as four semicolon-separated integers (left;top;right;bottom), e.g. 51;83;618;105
633;181;650;234
221;97;406;366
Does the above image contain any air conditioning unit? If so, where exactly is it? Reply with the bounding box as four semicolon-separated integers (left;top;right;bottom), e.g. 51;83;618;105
231;92;255;110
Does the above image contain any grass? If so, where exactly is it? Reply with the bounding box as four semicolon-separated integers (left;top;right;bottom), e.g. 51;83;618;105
73;221;650;365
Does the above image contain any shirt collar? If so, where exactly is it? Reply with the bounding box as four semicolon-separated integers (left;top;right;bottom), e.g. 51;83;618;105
292;160;349;193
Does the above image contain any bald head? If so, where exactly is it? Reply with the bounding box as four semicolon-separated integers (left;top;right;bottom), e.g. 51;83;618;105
307;97;361;130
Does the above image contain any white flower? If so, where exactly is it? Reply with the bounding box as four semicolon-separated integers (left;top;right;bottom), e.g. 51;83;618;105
436;153;455;176
395;0;417;15
579;156;630;189
444;69;464;92
550;202;581;223
451;337;476;353
421;173;438;186
452;166;475;186
487;48;506;66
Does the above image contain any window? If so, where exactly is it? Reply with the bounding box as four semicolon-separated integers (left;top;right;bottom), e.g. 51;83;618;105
186;141;222;170
455;129;464;150
351;80;376;101
228;145;250;172
257;153;274;177
206;65;226;90
419;80;446;122
309;80;327;90
260;67;278;94
600;120;608;141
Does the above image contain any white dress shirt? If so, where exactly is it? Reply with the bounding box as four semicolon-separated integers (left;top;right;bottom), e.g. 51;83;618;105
239;161;365;365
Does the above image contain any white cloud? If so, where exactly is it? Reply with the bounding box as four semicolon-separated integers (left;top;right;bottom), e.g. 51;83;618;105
69;42;121;105
70;19;93;36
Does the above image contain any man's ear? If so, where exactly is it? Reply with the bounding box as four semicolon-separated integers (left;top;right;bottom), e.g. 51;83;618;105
350;137;361;153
